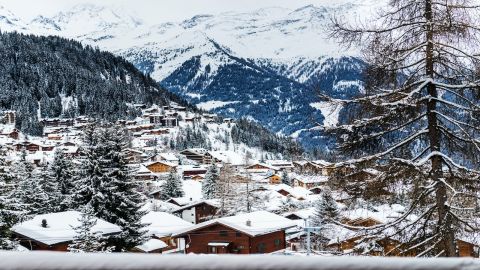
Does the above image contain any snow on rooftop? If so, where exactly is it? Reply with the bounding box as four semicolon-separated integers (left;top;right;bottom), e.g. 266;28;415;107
343;204;406;224
141;212;192;237
135;239;168;252
11;211;121;245
173;210;297;237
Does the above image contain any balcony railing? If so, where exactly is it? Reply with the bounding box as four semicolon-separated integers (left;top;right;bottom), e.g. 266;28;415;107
1;252;480;270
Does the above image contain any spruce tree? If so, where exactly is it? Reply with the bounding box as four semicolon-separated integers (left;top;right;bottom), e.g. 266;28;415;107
0;148;18;250
8;158;47;216
68;206;113;253
48;148;75;210
202;164;219;199
281;170;291;186
76;125;147;251
311;188;339;227
158;170;184;200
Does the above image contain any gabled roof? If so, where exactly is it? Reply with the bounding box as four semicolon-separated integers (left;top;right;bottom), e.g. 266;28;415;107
144;160;177;168
246;163;280;171
11;211;121;246
171;199;220;213
172;211;296;238
134;239;168;252
142;212;192;238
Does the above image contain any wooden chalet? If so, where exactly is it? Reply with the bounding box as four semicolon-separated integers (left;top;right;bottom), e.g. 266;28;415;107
0;127;19;140
145;161;177;174
171;200;220;224
180;165;208;179
180;148;207;164
245;163;279;174
293;175;328;190
293;161;323;174
173;211;296;254
11;211;121;252
266;174;282;184
139;212;192;253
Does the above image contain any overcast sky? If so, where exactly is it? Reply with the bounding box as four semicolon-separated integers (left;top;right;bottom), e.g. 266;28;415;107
0;0;348;23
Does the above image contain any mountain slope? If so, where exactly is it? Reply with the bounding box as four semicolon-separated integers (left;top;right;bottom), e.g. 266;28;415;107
0;32;182;134
0;2;373;148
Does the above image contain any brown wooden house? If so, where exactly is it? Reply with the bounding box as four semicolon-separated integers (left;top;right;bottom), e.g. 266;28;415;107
173;211;296;254
11;211;121;252
145;161;177;173
171;200;220;224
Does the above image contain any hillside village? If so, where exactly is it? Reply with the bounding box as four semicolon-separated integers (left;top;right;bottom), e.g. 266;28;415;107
0;103;478;257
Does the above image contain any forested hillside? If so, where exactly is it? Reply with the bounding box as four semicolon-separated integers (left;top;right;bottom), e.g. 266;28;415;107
0;32;185;135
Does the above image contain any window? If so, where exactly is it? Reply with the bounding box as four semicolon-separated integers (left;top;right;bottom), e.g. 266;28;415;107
257;243;266;253
274;239;281;247
236;232;242;237
219;230;228;237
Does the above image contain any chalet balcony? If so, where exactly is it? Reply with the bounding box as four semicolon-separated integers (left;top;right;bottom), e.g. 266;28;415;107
1;252;479;270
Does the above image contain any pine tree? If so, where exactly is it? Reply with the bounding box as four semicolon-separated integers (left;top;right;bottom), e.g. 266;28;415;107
73;124;102;208
68;206;113;253
75;125;148;251
311;188;339;227
330;0;480;256
8;158;47;216
158;170;184;200
48;148;75;210
202;164;219;199
281;170;291;186
0;147;19;250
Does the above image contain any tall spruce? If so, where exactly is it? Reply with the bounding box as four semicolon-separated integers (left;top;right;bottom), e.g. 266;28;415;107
281;170;291;186
48;148;75;210
202;164;220;199
74;125;147;251
311;188;339;227
330;0;480;256
0;146;19;250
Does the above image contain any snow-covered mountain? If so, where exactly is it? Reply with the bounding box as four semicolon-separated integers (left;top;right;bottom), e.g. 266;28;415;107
0;1;377;149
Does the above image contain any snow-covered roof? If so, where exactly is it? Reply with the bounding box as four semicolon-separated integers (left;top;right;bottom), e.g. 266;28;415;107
292;174;329;184
312;160;334;167
173;211;297;237
142;212;192;237
159;153;179;162
266;160;293;167
247;163;280;171
342;204;405;225
144;160;177;168
270;184;312;199
283;207;315;220
171;199;220;213
208;151;248;166
11;211;121;245
135;239;168;252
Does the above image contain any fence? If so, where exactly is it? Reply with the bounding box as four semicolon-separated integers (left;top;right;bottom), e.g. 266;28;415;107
1;252;479;270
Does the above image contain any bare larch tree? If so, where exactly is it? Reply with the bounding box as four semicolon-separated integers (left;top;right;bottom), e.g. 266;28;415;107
329;0;480;257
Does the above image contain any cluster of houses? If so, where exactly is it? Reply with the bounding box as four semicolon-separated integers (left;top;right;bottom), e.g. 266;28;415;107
2;106;480;257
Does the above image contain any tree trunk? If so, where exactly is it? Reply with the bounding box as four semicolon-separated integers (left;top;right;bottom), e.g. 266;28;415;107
425;0;457;257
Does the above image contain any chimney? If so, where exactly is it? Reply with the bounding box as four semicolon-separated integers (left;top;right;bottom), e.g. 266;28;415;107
246;220;252;227
41;219;48;228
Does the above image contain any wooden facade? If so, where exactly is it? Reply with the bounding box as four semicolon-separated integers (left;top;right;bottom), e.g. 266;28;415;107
172;201;219;224
146;162;176;173
178;223;286;254
267;174;282;184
